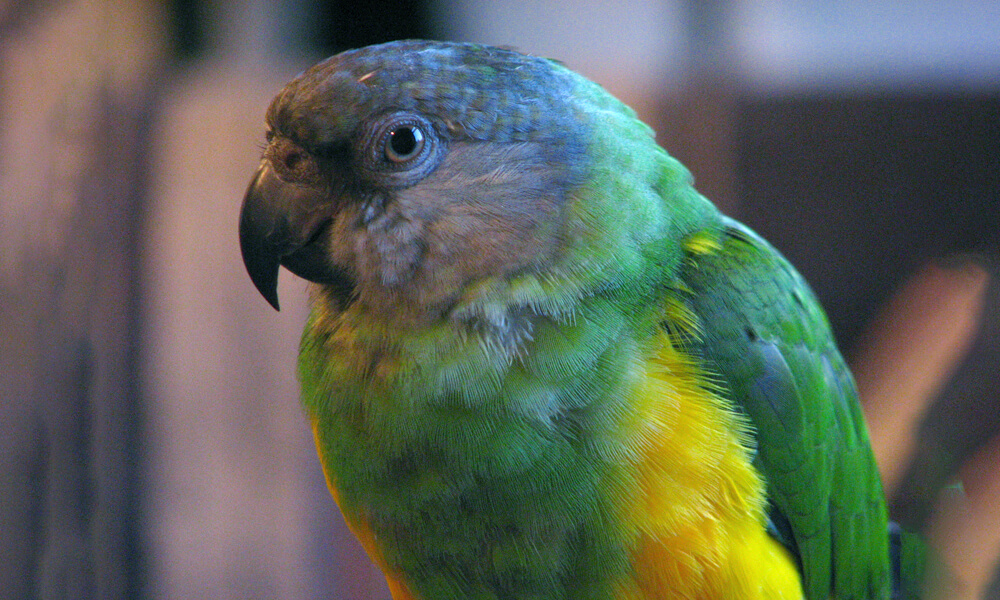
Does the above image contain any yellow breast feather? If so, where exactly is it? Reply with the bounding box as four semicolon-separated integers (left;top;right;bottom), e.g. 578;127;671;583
611;328;804;600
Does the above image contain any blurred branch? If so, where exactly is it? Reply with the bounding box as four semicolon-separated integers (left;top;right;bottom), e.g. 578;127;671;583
853;257;1000;599
855;259;989;493
929;434;1000;600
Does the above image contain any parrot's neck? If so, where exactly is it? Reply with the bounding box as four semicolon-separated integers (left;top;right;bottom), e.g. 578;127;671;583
301;267;640;416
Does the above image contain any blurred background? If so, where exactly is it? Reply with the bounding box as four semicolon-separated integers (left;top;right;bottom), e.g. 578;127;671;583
1;0;997;598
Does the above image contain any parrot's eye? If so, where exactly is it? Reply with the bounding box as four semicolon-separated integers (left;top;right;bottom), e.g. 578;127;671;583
357;112;444;189
385;125;424;163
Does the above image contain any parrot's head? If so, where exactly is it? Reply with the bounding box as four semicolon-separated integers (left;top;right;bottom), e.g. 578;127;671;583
240;40;685;327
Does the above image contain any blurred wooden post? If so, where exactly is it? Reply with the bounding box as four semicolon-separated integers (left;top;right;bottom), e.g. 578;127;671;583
0;2;164;599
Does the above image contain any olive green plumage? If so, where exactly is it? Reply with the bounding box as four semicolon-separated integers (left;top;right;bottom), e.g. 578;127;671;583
239;40;922;599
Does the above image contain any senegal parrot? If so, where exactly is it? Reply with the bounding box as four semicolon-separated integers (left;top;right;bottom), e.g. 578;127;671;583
238;40;926;599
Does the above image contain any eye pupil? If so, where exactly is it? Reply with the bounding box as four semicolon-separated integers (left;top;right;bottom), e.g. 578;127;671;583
386;125;424;162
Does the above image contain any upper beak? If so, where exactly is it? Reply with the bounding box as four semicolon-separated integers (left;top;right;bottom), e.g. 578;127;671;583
238;160;336;310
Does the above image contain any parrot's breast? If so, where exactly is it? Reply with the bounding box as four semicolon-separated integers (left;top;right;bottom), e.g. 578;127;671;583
611;328;804;599
301;301;805;599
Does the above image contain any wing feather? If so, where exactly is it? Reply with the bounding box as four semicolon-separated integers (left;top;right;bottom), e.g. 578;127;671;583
674;219;890;600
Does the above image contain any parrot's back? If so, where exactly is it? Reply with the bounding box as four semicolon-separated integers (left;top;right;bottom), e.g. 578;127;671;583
239;40;909;600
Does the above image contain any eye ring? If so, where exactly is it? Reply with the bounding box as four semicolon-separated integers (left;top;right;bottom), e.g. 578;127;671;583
357;112;445;189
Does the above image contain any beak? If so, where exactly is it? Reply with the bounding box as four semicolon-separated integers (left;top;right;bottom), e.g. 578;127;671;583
238;160;337;310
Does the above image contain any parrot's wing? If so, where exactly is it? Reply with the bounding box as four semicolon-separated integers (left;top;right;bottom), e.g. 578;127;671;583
675;219;890;600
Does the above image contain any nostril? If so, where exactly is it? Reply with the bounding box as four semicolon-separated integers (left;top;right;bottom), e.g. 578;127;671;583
267;139;320;183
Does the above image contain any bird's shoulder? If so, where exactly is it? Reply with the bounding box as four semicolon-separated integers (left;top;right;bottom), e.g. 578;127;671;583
660;219;892;600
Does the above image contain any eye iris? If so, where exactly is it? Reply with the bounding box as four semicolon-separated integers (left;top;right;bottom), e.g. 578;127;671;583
386;125;423;161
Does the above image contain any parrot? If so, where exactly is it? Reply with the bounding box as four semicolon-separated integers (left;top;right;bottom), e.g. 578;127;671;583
238;40;928;599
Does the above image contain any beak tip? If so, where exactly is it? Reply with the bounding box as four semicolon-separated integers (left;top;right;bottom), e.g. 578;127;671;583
241;249;283;311
239;234;283;311
264;292;281;312
260;282;282;312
